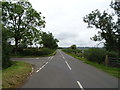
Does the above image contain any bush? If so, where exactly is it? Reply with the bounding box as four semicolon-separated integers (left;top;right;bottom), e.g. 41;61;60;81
2;28;12;69
63;48;82;54
63;48;83;57
19;48;54;56
84;48;107;64
107;51;119;58
2;42;12;69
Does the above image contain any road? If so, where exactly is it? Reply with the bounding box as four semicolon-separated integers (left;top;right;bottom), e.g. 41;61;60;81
12;50;119;89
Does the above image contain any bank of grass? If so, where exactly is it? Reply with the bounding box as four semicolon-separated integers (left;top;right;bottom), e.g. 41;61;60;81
2;61;32;88
63;50;120;78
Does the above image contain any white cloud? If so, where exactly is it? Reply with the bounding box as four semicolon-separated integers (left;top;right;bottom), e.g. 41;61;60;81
28;0;111;47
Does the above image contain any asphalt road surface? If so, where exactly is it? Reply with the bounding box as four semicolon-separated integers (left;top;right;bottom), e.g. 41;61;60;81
12;50;119;89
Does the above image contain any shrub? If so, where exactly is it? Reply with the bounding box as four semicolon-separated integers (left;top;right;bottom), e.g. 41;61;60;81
2;28;12;69
2;42;13;69
84;48;107;64
107;51;119;58
19;48;54;56
63;48;83;57
63;48;82;54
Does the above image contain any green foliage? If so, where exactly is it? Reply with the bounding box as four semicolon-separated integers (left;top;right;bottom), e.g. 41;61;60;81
107;51;119;58
70;44;77;49
83;1;120;55
63;48;82;57
2;26;12;69
2;1;45;53
1;1;46;68
40;32;59;49
18;48;55;56
84;48;106;64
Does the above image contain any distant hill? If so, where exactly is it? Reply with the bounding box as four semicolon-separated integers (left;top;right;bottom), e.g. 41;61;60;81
77;47;92;50
58;47;103;50
77;47;103;50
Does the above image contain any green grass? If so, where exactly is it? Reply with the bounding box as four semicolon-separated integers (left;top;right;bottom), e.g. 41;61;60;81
85;60;120;78
2;61;32;88
63;50;120;78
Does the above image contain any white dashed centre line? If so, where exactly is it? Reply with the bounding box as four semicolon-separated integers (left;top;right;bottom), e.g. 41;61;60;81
59;50;84;89
59;50;71;70
65;60;71;70
77;81;84;90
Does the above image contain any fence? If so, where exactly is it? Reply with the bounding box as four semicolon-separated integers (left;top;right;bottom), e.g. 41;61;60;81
105;55;120;67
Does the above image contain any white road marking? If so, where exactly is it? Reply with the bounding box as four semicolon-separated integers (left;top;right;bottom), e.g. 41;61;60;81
30;67;34;76
59;50;64;57
48;57;51;59
36;67;42;72
46;62;48;64
50;56;54;60
63;56;65;60
59;50;72;70
36;62;49;72
31;67;34;73
36;58;39;59
65;60;71;70
59;50;66;60
77;81;84;90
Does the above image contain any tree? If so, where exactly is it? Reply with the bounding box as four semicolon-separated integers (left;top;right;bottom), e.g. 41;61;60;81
40;32;59;49
83;1;120;56
2;25;12;69
70;44;77;49
2;1;45;53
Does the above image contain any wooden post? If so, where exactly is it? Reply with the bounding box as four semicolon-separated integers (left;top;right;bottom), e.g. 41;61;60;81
105;55;109;66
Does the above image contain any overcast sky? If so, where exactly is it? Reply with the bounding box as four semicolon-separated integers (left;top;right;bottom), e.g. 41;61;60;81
29;0;111;47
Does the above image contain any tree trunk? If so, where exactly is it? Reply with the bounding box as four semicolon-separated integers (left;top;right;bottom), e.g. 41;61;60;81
105;55;109;66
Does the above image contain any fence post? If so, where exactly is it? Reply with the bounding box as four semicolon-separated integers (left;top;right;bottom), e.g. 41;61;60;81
105;55;109;66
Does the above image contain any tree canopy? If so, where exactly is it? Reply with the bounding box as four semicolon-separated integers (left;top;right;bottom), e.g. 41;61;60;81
2;1;45;53
1;1;46;68
70;44;77;49
40;32;59;49
83;1;120;56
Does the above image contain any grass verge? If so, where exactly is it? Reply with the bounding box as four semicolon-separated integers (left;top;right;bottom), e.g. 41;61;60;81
2;61;32;88
63;50;120;78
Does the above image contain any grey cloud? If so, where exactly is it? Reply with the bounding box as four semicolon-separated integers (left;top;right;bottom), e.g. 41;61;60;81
57;32;79;41
29;0;110;47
